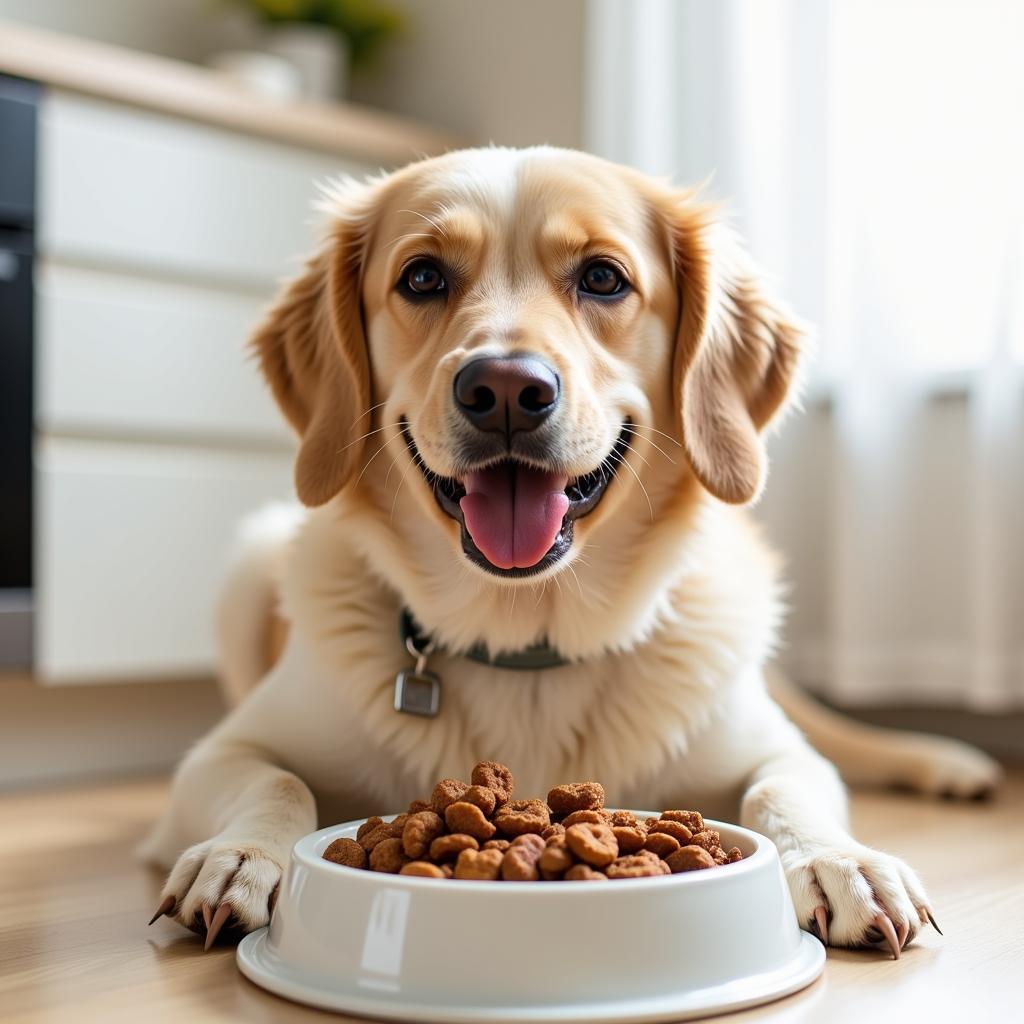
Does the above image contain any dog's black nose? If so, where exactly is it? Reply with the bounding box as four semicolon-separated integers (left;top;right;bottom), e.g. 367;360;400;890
453;355;560;435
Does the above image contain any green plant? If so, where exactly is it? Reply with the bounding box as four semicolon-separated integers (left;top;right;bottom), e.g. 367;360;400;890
235;0;403;68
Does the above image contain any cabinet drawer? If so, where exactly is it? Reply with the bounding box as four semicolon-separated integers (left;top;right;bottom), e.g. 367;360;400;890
35;438;295;683
36;263;290;443
38;91;365;284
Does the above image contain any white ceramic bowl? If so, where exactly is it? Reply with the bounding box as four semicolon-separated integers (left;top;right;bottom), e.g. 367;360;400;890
237;814;824;1023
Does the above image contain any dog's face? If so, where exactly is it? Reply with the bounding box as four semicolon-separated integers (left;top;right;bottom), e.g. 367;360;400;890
254;148;802;584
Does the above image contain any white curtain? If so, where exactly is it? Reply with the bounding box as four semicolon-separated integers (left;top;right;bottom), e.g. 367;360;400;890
585;0;1024;708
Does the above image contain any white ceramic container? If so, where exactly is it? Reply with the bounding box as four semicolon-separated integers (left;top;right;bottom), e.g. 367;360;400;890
237;814;824;1022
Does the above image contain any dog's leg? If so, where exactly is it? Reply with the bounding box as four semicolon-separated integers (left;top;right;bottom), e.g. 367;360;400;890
740;741;934;956
146;740;316;945
767;668;1003;798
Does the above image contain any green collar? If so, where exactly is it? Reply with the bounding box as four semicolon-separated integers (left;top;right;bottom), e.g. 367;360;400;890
399;609;570;671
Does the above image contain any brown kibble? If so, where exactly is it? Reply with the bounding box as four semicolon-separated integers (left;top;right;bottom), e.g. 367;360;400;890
661;810;704;833
454;847;504;880
538;835;574;879
564;863;607;881
689;829;721;854
356;816;384;841
494;799;550;837
606;854;671;878
471;761;515;804
368;837;407;873
357;824;396;853
445;801;497;841
430;833;479;861
431;778;469;815
609;810;642;829
648;820;693;844
461;784;498;817
547;782;605;815
644;832;681;858
565;822;618;867
402;810;444;859
612;826;647;854
337;768;732;883
400;861;446;878
561;809;609;828
322;837;367;869
665;845;716;873
501;834;545;881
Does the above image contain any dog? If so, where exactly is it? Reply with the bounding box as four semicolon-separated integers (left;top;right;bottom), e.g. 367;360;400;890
141;146;1001;955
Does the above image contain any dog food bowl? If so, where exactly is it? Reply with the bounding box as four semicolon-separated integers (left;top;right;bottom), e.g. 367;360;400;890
237;814;824;1023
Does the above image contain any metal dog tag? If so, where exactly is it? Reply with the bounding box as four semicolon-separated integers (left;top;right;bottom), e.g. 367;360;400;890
394;633;441;716
394;669;441;717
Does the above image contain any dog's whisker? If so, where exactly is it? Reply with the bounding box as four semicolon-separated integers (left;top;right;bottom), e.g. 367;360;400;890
336;422;405;456
622;422;683;448
564;560;586;602
619;440;654;471
397;208;450;238
347;400;389;432
353;432;404;490
384;450;405;490
385;230;435;250
613;450;655;523
622;426;678;465
389;452;420;523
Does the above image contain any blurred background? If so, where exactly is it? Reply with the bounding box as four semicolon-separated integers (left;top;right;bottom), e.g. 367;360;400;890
1;0;1021;789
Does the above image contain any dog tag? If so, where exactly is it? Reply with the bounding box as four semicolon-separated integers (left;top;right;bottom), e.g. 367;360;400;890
394;669;441;717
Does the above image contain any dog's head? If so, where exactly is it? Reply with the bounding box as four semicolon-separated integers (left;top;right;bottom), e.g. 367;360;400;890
254;147;803;585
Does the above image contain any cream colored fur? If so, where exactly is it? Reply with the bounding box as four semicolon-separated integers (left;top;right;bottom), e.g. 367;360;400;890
142;146;1001;953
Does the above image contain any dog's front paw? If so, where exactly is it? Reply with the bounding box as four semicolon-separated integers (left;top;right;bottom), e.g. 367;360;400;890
784;843;936;958
149;838;284;949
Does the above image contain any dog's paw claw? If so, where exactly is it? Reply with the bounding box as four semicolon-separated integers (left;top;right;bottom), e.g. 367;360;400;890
925;907;943;935
812;905;830;946
874;912;901;959
203;902;235;952
147;894;175;926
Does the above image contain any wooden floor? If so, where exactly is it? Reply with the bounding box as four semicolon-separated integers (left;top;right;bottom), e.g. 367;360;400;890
1;770;1022;1024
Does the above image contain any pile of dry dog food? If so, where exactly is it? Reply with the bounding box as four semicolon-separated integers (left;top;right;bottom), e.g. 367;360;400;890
322;761;743;881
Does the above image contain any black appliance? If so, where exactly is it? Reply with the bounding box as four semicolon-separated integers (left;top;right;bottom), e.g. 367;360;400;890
0;74;37;667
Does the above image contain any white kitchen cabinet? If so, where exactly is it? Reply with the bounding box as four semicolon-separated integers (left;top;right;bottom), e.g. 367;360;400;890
38;91;361;286
36;262;290;444
35;438;295;683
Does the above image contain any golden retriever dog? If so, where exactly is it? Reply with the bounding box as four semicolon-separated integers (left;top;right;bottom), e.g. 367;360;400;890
141;147;1001;956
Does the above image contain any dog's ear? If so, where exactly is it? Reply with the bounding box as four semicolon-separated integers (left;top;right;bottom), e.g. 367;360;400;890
665;195;805;504
251;183;377;507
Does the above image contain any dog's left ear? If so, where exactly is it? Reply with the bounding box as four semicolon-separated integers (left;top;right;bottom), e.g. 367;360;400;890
251;180;378;507
664;195;806;504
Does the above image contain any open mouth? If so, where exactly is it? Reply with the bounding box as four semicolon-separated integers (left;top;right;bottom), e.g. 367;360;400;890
401;421;631;577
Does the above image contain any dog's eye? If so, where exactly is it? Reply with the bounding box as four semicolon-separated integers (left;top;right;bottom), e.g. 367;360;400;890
401;259;447;298
579;260;627;298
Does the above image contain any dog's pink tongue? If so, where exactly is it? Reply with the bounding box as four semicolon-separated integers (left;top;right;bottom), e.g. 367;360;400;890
460;465;570;570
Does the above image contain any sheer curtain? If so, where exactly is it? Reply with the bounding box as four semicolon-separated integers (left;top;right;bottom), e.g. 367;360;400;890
585;0;1024;708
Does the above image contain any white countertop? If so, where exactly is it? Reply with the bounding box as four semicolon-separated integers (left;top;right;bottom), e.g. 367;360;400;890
0;20;462;164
